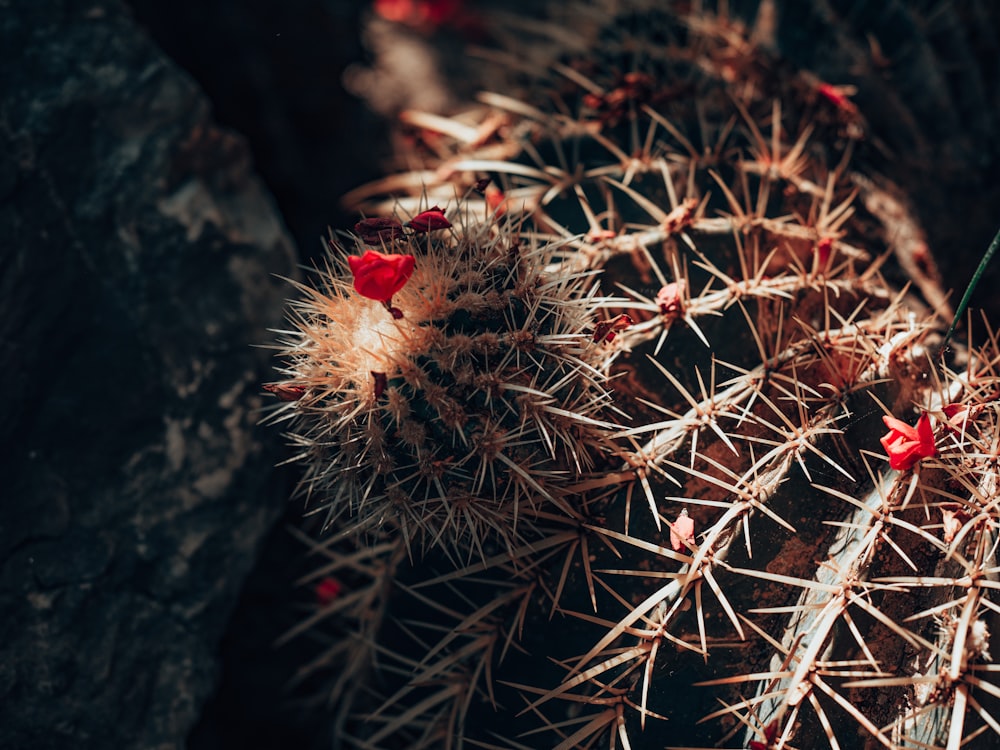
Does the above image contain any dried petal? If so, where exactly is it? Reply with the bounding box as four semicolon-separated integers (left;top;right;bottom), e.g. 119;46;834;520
355;217;404;245
372;371;388;399
592;314;633;344
942;402;982;433
263;383;307;402
941;505;970;544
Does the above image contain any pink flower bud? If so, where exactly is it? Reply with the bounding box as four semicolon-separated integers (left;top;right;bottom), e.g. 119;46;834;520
656;281;686;318
669;509;695;552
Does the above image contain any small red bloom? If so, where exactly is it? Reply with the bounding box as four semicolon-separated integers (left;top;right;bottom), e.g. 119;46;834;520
816;236;834;267
347;249;416;304
263;383;307;402
315;577;342;606
407;206;452;233
669;509;695;552
656;280;686;319
355;217;404;245
592;314;633;344
880;412;936;471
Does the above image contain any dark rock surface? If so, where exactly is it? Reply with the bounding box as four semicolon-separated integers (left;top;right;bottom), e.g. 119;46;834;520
0;1;297;748
126;0;388;262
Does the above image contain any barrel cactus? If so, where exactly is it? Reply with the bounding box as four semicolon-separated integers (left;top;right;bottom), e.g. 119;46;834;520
266;2;998;748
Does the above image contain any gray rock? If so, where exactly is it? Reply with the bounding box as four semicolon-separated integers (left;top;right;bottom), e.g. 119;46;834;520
0;1;297;748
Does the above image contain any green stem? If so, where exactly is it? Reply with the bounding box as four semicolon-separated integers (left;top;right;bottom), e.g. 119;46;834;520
943;225;1000;350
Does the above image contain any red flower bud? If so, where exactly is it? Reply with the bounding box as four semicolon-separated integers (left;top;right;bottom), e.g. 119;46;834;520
407;206;452;233
815;236;834;267
347;249;416;304
355;217;404;245
880;412;936;471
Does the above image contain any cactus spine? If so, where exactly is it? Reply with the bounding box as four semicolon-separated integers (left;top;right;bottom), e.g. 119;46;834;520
268;3;999;748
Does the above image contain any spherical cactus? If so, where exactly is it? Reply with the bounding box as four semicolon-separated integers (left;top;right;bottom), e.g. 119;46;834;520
267;3;1000;749
269;204;623;559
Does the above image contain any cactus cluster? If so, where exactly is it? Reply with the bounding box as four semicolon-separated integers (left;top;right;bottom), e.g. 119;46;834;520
267;3;999;749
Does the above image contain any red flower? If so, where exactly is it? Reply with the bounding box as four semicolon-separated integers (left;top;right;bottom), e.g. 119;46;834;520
347;249;416;305
880;412;936;471
355;217;404;245
407;206;452;233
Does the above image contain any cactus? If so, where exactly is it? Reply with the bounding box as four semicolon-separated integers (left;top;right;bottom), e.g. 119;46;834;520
267;3;1000;748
